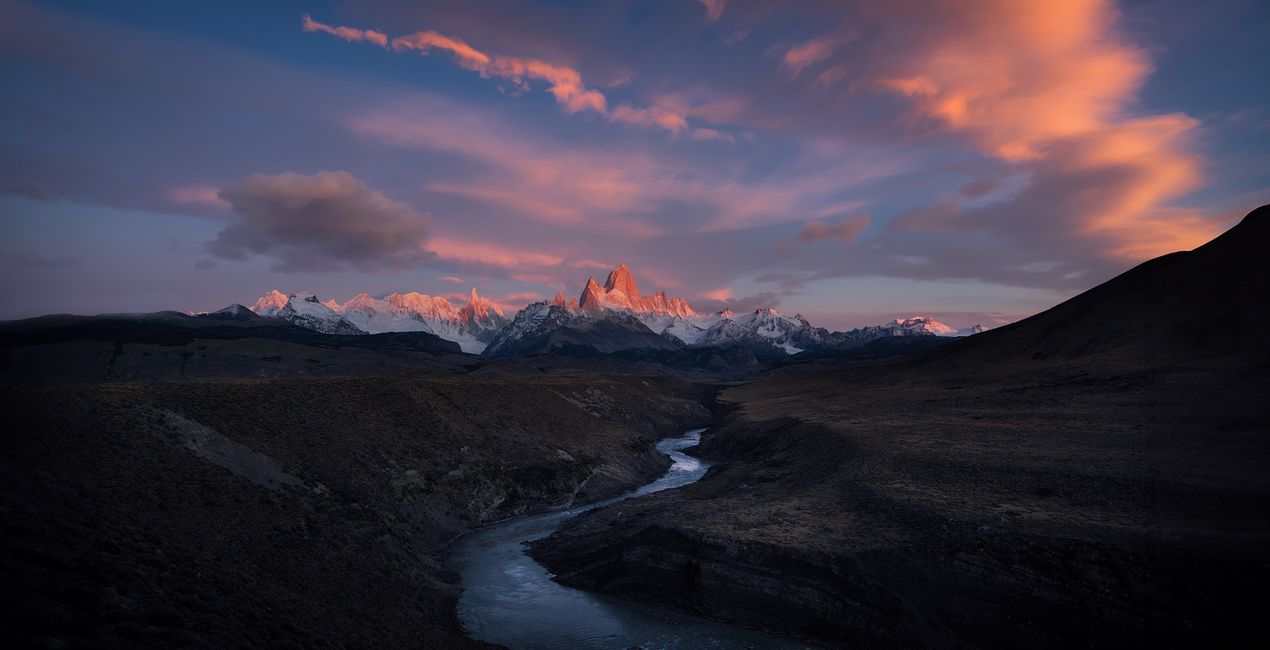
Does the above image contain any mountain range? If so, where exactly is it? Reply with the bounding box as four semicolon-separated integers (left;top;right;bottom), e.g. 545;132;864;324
241;264;983;356
249;287;508;353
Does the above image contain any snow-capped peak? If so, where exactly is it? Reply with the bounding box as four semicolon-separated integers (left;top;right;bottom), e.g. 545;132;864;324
246;286;508;353
251;289;289;316
839;315;984;340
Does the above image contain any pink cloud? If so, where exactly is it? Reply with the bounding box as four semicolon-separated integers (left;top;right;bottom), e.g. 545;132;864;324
794;215;870;245
439;275;464;284
168;185;229;208
349;97;902;240
611;104;689;133
301;15;387;47
428;236;563;268
699;0;727;23
690;127;734;142
568;259;612;270
440;289;541;313
783;36;840;77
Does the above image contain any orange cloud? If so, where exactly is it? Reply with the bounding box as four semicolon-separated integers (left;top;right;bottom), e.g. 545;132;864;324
390;30;489;68
871;0;1220;260
391;31;606;115
306;17;719;133
301;15;387;47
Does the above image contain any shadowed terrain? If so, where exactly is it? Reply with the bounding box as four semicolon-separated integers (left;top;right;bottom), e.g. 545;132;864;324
531;206;1270;647
0;373;711;648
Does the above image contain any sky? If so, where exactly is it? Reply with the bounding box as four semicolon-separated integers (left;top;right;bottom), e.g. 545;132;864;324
2;0;1268;329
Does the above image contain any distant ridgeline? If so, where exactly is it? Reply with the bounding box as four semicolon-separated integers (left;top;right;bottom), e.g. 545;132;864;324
235;264;982;357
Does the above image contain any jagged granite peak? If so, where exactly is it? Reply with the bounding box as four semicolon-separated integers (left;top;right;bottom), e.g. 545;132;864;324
458;287;505;325
576;264;696;318
552;291;580;312
603;263;640;302
578;276;608;313
486;263;989;358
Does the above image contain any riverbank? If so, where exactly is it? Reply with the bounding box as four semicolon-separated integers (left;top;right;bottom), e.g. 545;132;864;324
0;373;713;648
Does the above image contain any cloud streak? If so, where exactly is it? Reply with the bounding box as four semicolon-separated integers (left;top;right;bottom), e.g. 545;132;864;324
305;15;703;133
301;15;387;47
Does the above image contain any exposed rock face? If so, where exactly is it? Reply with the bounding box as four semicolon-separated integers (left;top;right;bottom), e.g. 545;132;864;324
577;264;695;318
578;276;609;314
603;263;641;302
552;291;579;311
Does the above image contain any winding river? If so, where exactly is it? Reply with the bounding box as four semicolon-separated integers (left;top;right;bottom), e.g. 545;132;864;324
451;428;807;649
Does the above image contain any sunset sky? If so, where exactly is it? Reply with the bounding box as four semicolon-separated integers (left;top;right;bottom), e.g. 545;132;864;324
2;0;1268;329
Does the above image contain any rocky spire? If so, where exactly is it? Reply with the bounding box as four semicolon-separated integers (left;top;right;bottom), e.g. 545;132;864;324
458;287;504;326
602;263;640;301
578;276;606;313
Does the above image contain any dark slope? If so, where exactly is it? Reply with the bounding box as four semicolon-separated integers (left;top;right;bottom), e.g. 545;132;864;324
920;203;1270;368
0;311;468;382
0;375;712;648
532;205;1270;648
483;309;679;358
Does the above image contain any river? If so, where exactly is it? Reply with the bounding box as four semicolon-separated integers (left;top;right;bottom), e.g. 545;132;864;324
450;428;808;649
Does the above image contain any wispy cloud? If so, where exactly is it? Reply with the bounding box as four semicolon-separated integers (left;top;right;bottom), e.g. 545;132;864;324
301;15;387;47
782;36;841;77
304;15;702;133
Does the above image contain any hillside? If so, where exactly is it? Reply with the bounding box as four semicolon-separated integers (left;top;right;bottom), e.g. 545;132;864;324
531;205;1270;647
0;374;712;647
